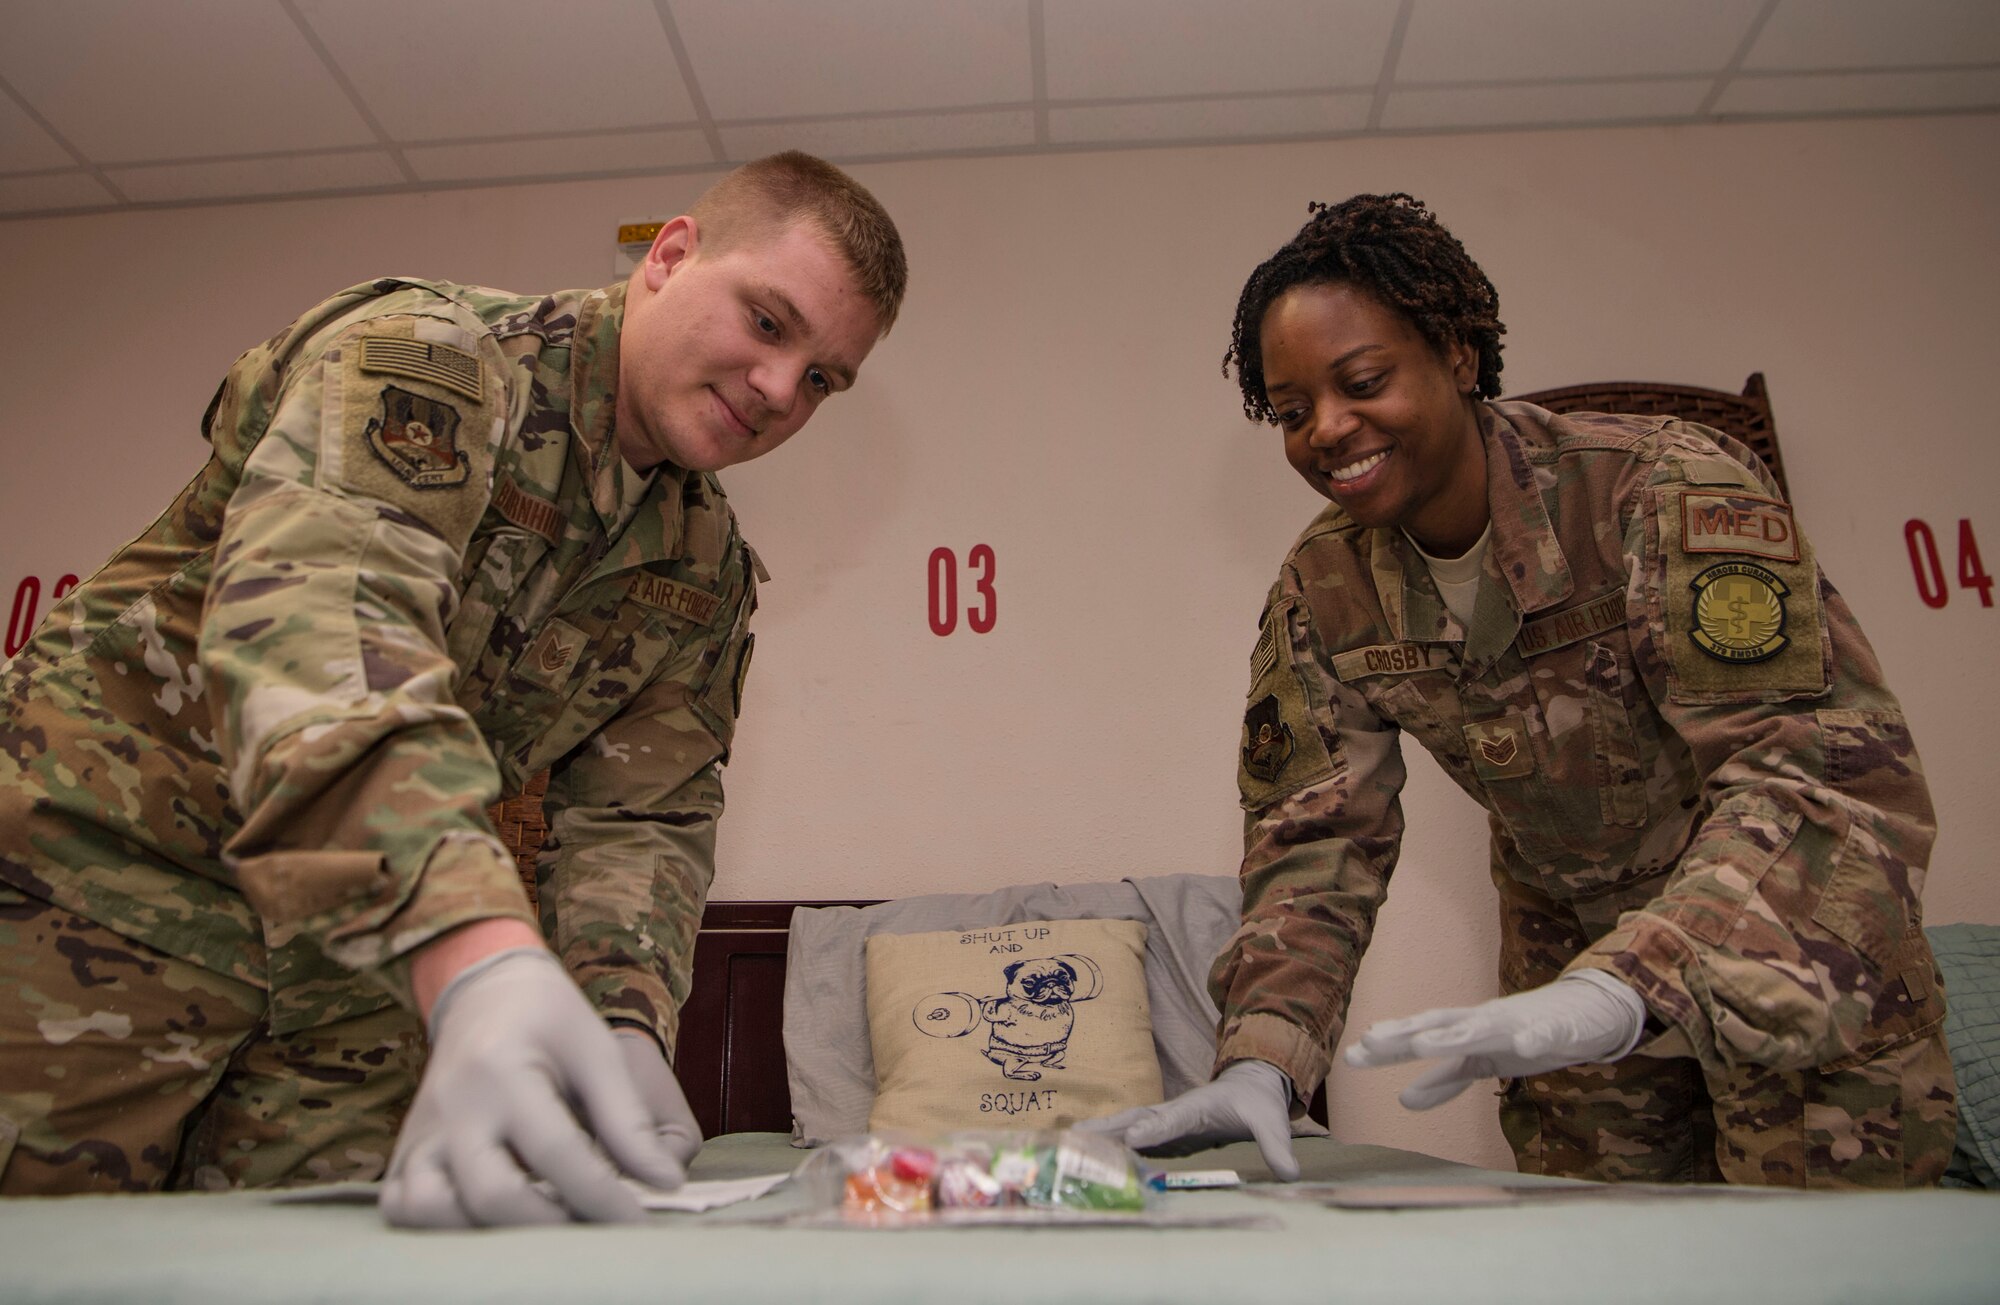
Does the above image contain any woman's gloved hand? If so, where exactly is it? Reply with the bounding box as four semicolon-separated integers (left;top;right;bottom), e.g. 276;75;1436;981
380;947;688;1228
1078;1059;1301;1181
1344;969;1647;1110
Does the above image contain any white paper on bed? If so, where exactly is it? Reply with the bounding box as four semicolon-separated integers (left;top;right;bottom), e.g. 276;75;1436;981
625;1172;791;1211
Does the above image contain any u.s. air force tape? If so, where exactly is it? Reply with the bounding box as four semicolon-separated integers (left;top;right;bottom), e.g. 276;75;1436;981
1515;590;1624;658
628;573;722;625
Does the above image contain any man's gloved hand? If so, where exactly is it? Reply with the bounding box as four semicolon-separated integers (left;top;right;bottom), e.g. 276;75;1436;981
1078;1060;1301;1181
380;947;688;1228
1343;970;1647;1110
612;1027;703;1170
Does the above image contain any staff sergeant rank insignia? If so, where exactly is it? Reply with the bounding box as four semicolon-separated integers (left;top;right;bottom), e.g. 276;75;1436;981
1689;561;1789;663
365;385;469;489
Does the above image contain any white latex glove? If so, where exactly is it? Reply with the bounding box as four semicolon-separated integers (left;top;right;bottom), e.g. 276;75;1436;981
612;1027;703;1171
380;948;687;1228
1079;1060;1301;1181
1343;970;1647;1111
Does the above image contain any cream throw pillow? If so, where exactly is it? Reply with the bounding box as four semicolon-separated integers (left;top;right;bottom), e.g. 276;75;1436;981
864;918;1163;1134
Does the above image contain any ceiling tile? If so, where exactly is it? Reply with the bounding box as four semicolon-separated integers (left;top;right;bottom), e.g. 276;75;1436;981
1716;68;2000;117
1049;91;1372;145
0;170;121;217
677;0;1033;120
297;0;694;140
1382;77;1710;131
406;129;715;183
1397;0;1763;83
1746;0;2000;70
718;110;1036;162
0;0;375;162
1043;0;1399;99
106;150;406;205
0;94;76;172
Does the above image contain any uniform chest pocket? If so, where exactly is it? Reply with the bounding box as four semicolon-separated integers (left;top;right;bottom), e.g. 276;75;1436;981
493;600;691;779
448;527;550;688
1583;640;1650;829
1370;674;1481;796
1461;684;1623;870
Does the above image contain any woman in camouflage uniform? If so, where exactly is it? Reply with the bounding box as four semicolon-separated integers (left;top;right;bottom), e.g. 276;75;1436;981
1099;194;1954;1187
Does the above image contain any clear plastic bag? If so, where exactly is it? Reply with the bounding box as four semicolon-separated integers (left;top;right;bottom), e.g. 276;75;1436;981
798;1127;1151;1225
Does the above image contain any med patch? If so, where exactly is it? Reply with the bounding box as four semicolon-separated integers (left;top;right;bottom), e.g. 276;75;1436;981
1680;491;1799;564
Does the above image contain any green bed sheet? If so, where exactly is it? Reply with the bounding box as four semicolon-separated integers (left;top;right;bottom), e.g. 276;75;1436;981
2;1133;1994;1304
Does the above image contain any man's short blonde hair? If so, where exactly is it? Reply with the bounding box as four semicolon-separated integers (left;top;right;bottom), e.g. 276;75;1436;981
690;151;908;333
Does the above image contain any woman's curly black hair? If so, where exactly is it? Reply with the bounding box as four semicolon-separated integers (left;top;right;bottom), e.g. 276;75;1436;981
1223;193;1506;423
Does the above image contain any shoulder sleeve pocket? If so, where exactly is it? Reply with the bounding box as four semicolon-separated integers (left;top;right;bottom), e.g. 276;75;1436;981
333;320;502;554
1238;596;1339;810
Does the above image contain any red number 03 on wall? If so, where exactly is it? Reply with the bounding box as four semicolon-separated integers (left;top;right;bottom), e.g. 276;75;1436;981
5;573;79;658
928;546;996;636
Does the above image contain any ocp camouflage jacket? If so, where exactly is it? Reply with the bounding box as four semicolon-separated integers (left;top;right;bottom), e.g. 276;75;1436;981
0;278;757;1049
1211;402;1943;1097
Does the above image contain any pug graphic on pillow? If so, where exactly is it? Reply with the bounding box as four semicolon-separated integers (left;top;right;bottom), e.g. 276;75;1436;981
914;952;1104;1081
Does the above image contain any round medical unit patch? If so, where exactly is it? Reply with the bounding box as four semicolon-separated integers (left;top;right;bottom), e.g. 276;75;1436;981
1688;561;1790;663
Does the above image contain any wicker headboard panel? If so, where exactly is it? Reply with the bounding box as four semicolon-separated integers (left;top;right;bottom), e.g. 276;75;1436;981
1513;372;1788;499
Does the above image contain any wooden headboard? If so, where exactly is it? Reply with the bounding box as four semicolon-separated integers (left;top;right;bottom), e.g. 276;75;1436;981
670;899;875;1138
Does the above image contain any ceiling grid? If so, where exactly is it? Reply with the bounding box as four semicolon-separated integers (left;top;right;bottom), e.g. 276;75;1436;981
0;0;1993;220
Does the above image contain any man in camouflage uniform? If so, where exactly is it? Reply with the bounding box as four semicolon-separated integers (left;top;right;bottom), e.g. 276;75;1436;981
1096;193;1952;1188
0;151;906;1225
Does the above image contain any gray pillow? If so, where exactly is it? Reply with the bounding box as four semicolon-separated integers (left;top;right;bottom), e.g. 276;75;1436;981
782;873;1327;1146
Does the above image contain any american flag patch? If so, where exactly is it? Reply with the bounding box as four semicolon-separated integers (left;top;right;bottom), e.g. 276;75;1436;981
359;336;485;402
1251;615;1280;683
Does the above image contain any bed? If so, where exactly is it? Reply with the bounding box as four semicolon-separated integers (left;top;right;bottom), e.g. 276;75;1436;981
4;899;1995;1305
3;1132;1996;1303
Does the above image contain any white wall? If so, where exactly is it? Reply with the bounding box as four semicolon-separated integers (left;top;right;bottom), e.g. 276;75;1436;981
4;114;1995;1172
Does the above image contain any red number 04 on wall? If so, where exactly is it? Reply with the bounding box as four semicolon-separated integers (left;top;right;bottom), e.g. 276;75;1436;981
928;545;996;636
1904;518;1993;609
